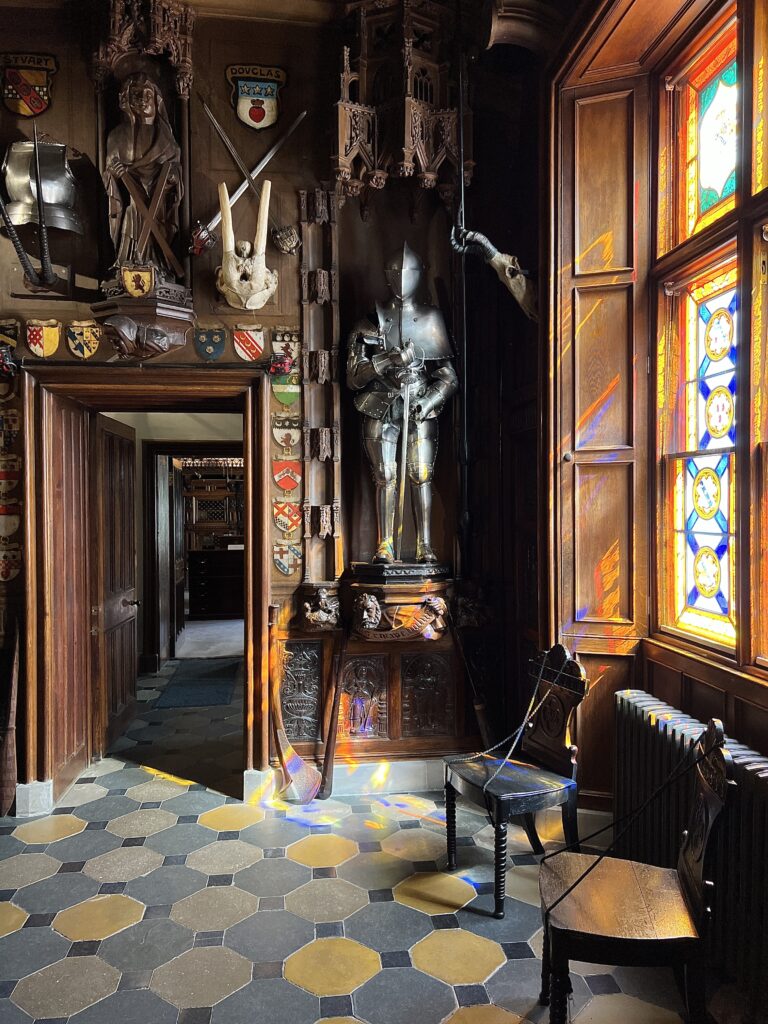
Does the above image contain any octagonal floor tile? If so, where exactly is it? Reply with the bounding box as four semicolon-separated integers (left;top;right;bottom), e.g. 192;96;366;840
235;857;311;897
393;872;475;915
411;929;505;984
457;895;541;944
336;812;400;843
186;839;263;875
338;851;414;891
124;864;207;905
13;872;100;914
447;1008;525;1023
199;804;265;831
13;813;84;844
0;999;31;1023
68;988;178;1024
60;782;109;808
127;779;187;803
381;828;447;863
151;945;252;1008
211;977;318;1024
72;796;140;823
226;908;314;963
503;863;540;907
345;901;433;953
46;829;122;864
11;955;120;1018
170;885;259;930
240;817;309;849
573;993;681;1023
0;927;70;981
288;834;358;868
353;966;456;1024
84;845;164;883
528;928;615;976
0;852;59;888
144;822;212;856
278;798;352;827
99;918;194;971
162;790;227;816
0;902;27;937
285;878;369;923
486;958;591;1022
285;937;380;996
0;835;23;861
370;795;436;823
108;808;177;839
53;894;144;941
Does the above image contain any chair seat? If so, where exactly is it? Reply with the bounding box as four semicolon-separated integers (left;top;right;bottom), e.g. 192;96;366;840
540;852;699;943
447;755;576;804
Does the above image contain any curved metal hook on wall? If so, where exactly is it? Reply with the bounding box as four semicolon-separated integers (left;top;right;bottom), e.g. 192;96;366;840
483;0;566;55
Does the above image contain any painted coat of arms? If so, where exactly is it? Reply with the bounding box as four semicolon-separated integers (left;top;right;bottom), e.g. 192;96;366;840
195;328;227;362
272;459;302;492
26;319;60;358
271;327;301;363
273;542;302;576
67;321;101;360
1;53;58;117
0;454;21;497
233;324;265;362
272;414;301;452
271;371;301;406
226;64;286;130
0;542;22;582
121;266;154;298
0;410;20;452
273;500;302;535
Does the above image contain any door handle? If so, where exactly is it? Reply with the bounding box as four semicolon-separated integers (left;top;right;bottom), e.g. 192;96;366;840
123;599;142;607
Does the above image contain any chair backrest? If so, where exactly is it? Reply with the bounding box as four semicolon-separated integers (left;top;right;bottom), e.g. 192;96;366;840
677;717;733;927
520;643;589;778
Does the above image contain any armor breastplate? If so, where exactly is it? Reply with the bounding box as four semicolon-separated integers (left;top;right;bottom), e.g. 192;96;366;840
2;141;83;235
375;300;453;360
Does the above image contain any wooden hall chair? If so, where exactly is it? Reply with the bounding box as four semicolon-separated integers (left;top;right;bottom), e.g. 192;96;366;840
445;643;589;919
538;717;733;1024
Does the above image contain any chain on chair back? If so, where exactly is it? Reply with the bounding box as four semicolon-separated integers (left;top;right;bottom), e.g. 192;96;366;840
520;643;589;779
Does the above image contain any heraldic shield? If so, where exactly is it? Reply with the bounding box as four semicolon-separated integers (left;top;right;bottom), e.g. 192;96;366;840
26;319;60;358
271;372;300;406
272;414;300;452
272;459;301;492
67;321;101;360
1;54;58;117
273;542;301;576
233;324;265;362
121;266;154;298
226;64;286;130
195;328;227;362
273;500;302;536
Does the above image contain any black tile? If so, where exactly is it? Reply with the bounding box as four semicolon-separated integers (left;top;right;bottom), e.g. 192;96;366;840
163;854;187;866
0;889;15;901
320;995;353;1017
312;867;337;879
194;931;225;947
35;1017;68;1023
586;973;621;995
24;844;48;853
456;985;489;1006
52;807;75;815
358;841;381;853
432;914;460;929
350;804;371;813
219;831;239;841
118;969;154;991
502;942;535;960
263;848;285;859
456;836;476;847
140;802;162;809
399;821;421;830
474;882;495;896
207;874;233;887
86;821;109;831
0;981;16;998
107;788;128;796
23;913;56;927
76;777;96;784
369;889;394;903
58;861;86;873
381;950;411;968
122;837;145;847
251;961;283;980
0;826;13;835
99;881;127;894
143;904;172;919
510;853;538;866
310;825;332;834
412;861;438;872
178;1009;211;1024
258;896;285;911
177;815;198;824
316;922;344;938
189;784;207;792
68;940;101;956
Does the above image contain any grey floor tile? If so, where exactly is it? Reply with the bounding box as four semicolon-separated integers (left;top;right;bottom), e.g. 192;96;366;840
338;852;414;891
162;792;227;817
210;978;318;1024
0;999;32;1022
95;769;155;790
354;967;456;1024
345;901;432;953
68;988;178;1024
234;858;311;897
0;927;70;980
456;894;542;943
124;865;207;905
486;958;591;1022
239;819;309;850
46;830;122;864
72;797;140;823
225;910;314;963
144;825;213;856
0;836;24;860
12;873;99;914
613;966;686;1012
99;918;194;971
336;814;400;844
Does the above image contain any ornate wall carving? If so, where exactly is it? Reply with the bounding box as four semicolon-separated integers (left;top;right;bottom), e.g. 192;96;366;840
280;640;322;741
338;655;388;740
401;652;453;737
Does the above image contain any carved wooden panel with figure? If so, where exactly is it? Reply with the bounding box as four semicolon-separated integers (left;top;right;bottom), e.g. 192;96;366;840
280;640;322;742
401;653;454;737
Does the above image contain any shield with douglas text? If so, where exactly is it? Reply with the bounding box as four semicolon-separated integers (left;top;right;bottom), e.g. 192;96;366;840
271;371;300;406
272;459;301;492
226;64;286;130
67;320;101;360
195;328;227;362
273;500;302;536
26;319;60;358
233;324;265;362
272;414;301;452
1;54;58;117
273;542;302;576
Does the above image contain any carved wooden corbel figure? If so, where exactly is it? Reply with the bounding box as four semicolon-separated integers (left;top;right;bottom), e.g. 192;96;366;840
352;591;448;641
450;226;538;321
216;178;278;310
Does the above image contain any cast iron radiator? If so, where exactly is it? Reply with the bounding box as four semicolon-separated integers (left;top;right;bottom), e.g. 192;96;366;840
615;689;768;1023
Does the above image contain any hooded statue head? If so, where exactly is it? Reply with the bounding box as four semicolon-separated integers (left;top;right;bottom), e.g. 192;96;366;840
384;242;423;301
118;73;168;129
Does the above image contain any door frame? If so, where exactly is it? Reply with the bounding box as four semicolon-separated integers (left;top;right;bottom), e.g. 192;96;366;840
142;439;244;672
22;366;270;797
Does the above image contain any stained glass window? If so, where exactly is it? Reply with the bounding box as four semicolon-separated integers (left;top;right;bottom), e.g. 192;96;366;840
664;259;738;647
680;24;738;240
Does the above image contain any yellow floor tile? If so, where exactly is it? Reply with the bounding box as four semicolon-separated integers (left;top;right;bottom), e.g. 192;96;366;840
13;814;85;844
0;901;27;937
285;937;380;996
573;993;683;1022
503;863;540;907
393;871;476;915
288;834;358;868
198;804;265;831
447;1007;525;1023
53;894;144;941
411;929;506;984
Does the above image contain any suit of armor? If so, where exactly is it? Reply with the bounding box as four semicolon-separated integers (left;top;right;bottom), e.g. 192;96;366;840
347;243;458;564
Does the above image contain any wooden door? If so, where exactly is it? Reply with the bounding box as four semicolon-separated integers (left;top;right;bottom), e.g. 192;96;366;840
91;415;138;752
170;459;186;655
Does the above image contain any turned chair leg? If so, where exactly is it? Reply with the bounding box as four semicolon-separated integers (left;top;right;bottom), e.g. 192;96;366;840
522;812;545;855
683;960;708;1024
445;782;457;871
561;790;580;852
549;948;572;1024
539;926;551;1005
493;819;508;918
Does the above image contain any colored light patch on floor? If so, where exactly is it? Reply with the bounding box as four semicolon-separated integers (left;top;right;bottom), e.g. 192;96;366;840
199;803;265;830
393;871;476;914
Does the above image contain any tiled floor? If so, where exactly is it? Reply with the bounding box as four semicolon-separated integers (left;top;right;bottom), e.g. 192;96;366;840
0;655;741;1024
175;620;244;660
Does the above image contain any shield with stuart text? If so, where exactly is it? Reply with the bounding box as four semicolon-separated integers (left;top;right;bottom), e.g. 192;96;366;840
226;64;286;130
272;414;301;452
1;54;58;117
272;459;301;492
195;328;227;362
26;319;60;358
233;324;265;362
67;320;101;360
273;542;302;576
273;500;302;536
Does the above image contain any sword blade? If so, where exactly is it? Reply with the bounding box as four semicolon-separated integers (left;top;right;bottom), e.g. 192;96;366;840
395;377;410;562
201;102;307;233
